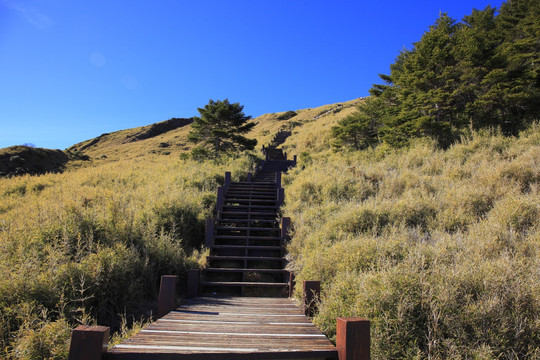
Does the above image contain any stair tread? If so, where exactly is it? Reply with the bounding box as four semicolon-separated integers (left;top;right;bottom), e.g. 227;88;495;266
204;268;288;273
220;211;278;216
217;219;278;223
209;245;283;250
207;255;285;261
214;235;282;240
200;281;288;287
216;226;280;231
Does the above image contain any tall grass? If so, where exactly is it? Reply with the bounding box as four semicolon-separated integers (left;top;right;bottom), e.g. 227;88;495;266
284;127;540;359
0;154;255;358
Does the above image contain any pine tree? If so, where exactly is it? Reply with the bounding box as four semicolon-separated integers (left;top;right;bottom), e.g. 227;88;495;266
331;98;380;150
188;99;257;156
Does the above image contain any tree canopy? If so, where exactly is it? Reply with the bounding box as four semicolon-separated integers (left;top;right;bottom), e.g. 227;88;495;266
333;0;540;149
188;99;257;156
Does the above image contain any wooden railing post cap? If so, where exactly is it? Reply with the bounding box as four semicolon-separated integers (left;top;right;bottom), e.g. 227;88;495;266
72;324;109;333
336;317;370;360
337;316;369;325
68;325;109;360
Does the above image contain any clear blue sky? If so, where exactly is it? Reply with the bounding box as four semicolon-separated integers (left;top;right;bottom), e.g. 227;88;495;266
1;0;504;150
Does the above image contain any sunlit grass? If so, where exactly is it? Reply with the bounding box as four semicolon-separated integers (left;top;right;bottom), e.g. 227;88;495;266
0;154;256;358
283;127;540;359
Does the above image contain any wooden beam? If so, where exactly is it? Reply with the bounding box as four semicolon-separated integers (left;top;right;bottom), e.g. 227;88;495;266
302;280;320;317
288;272;296;298
275;172;281;188
205;217;214;247
224;171;231;191
281;217;291;242
337;317;370;360
157;275;178;318
216;187;224;213
277;188;285;207
186;269;200;298
68;325;109;360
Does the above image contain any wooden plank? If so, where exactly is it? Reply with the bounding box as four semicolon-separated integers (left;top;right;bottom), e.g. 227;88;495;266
109;297;337;359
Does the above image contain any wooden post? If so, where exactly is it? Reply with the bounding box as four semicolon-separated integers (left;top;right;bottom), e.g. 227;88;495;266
303;280;320;317
224;171;231;191
187;269;199;298
68;325;109;360
205;217;215;247
157;275;178;318
281;217;291;242
277;187;285;207
216;187;224;213
337;317;370;360
276;171;281;188
288;272;296;297
247;172;252;182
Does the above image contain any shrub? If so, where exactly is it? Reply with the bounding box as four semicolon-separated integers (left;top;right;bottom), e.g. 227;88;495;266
277;111;297;121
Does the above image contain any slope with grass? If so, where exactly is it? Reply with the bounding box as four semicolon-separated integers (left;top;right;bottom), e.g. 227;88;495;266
1;98;538;359
281;126;540;359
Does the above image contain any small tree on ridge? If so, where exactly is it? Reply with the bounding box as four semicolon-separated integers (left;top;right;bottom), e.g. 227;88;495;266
188;99;257;156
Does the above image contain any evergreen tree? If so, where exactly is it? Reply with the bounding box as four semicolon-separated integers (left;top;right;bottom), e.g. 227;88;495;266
331;98;380;150
188;99;257;156
342;1;540;149
480;0;540;134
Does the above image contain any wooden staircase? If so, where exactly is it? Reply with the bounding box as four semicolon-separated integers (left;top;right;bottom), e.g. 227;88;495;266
200;154;295;297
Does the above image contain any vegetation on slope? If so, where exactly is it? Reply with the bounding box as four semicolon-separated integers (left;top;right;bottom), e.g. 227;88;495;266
0;146;89;177
332;0;540;149
67;117;195;161
0;154;256;358
283;126;540;359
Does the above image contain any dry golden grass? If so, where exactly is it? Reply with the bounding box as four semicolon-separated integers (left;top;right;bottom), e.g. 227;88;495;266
283;127;540;359
0;154;256;358
63;98;362;163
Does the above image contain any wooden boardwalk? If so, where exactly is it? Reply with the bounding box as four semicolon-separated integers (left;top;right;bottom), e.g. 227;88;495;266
106;297;337;359
67;143;369;360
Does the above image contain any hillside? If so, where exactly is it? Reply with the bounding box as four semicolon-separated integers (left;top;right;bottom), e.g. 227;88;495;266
0;146;90;177
0;99;362;174
65;99;362;161
1;97;538;359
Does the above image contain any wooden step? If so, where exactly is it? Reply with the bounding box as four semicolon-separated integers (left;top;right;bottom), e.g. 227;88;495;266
216;226;280;231
217;219;279;225
200;281;288;287
207;255;285;261
223;205;279;210
219;211;278;216
224;195;276;199
209;245;283;251
214;235;282;241
203;268;288;273
224;198;278;203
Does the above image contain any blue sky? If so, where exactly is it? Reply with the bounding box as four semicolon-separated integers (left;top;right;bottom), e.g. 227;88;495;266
0;0;504;150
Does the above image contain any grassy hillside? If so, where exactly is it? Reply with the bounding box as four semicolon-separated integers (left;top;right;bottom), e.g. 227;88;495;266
0;99;362;358
0;154;257;358
1;98;538;359
0;146;89;177
282;126;540;359
64;98;362;161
